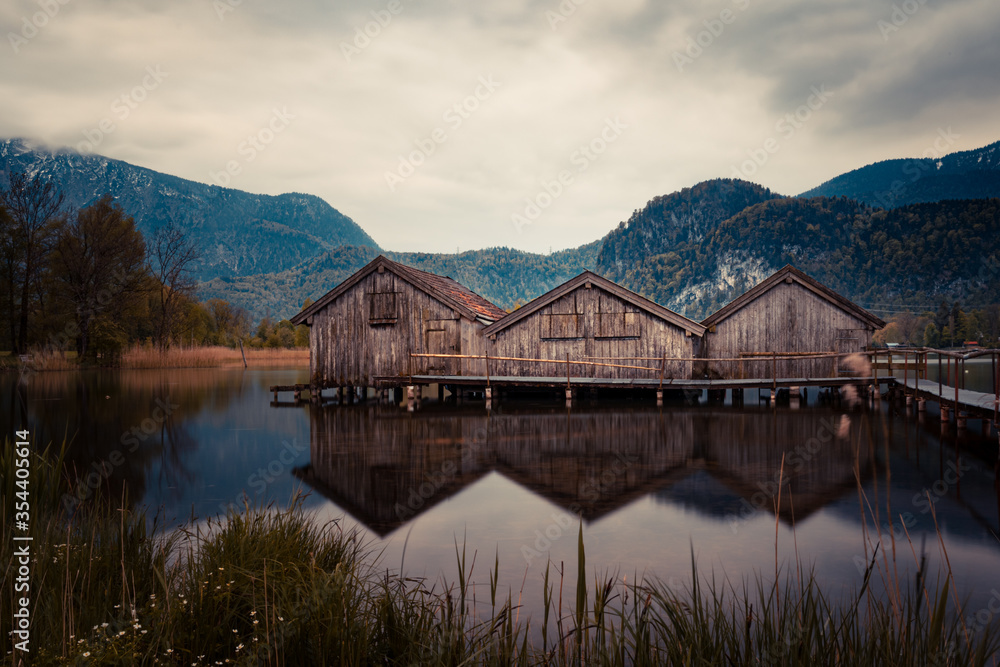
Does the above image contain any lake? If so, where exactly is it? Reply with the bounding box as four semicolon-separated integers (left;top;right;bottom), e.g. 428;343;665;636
5;363;1000;634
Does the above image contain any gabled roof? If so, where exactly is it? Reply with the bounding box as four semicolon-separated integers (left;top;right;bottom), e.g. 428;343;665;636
701;265;886;330
290;255;507;326
482;271;707;337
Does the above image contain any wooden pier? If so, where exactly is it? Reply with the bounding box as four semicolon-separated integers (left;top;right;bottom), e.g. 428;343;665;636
270;347;999;424
890;376;999;422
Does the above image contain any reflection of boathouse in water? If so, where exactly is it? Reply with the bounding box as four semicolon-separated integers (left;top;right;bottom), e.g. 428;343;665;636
293;406;872;537
289;258;884;396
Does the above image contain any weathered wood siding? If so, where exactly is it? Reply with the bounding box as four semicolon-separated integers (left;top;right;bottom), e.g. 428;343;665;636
701;409;871;521
298;406;697;532
308;269;488;386
296;406;875;534
299;407;488;535
704;281;874;379
489;286;695;379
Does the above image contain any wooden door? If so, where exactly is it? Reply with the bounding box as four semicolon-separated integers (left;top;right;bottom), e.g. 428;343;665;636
424;319;460;376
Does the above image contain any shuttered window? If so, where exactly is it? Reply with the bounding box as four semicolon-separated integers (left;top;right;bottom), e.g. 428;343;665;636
596;311;639;338
540;295;581;339
540;313;580;339
596;295;639;338
369;292;398;324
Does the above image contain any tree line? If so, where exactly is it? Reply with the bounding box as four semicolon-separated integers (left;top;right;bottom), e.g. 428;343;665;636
875;302;1000;348
0;171;305;361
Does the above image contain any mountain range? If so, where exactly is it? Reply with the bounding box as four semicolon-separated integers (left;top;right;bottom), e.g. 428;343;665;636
2;137;999;323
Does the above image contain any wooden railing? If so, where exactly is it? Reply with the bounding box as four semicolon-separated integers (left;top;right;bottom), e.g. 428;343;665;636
410;350;881;391
409;348;999;397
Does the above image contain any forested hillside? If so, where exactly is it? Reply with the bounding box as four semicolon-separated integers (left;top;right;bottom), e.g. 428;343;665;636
800;140;1000;209
199;242;603;320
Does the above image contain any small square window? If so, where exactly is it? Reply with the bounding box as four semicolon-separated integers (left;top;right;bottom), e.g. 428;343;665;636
369;292;398;324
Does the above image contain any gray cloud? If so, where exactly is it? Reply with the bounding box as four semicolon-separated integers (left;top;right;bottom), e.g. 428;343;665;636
1;0;998;253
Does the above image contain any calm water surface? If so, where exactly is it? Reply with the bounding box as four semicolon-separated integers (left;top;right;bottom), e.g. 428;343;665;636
5;365;1000;629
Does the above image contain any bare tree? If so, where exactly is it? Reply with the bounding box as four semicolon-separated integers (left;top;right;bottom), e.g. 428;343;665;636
0;204;15;351
149;222;198;348
0;171;66;353
52;195;149;358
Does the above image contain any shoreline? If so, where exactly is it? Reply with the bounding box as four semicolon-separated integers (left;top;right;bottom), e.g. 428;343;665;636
0;345;310;371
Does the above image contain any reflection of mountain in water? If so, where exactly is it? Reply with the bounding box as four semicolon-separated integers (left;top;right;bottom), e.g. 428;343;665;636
295;404;878;536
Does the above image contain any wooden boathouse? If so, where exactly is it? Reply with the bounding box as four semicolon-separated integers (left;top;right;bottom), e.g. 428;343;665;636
700;265;886;379
289;255;507;390
482;271;706;380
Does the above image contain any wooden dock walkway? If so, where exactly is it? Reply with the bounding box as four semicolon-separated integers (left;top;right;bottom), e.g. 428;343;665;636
890;375;999;423
390;374;876;391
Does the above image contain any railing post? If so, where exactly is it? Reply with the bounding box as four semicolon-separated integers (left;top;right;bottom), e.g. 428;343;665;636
772;352;777;392
993;351;998;427
565;352;572;405
938;351;943;400
904;351;909;393
954;355;959;416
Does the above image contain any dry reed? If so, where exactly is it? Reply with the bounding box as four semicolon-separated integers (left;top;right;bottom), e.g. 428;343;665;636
119;344;308;369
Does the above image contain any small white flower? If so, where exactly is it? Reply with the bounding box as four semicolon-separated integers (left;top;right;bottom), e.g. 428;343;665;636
83;652;91;657
101;622;109;628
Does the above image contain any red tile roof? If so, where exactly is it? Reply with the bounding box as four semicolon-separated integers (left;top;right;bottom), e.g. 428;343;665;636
396;263;509;321
290;255;507;325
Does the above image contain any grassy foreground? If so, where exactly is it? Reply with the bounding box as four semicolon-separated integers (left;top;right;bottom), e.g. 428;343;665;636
3;443;999;666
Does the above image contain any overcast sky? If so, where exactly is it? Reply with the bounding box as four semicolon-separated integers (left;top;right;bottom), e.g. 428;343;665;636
2;0;998;254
